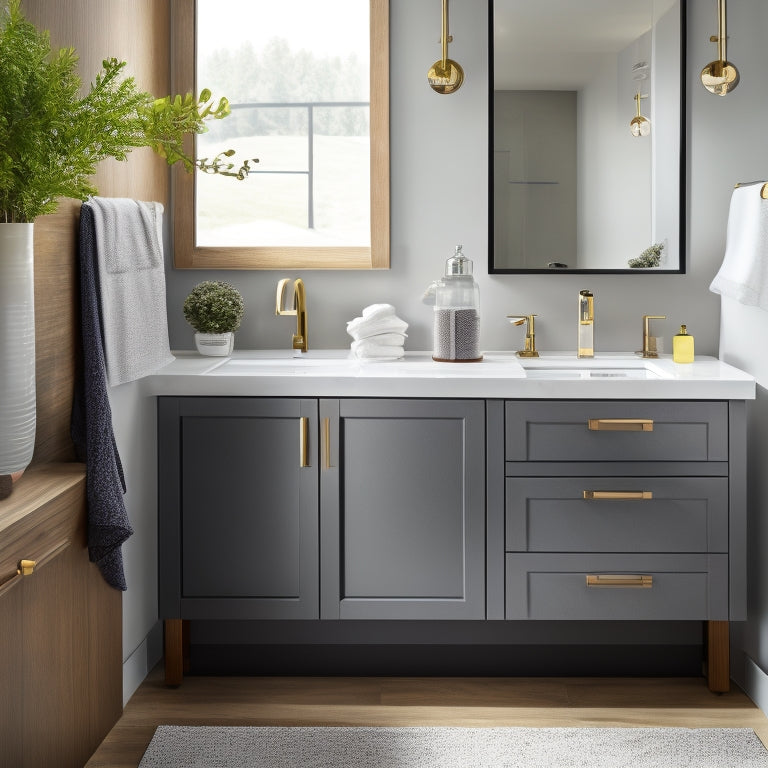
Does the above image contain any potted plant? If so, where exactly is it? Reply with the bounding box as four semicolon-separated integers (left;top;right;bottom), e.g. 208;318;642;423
183;281;245;356
0;0;255;488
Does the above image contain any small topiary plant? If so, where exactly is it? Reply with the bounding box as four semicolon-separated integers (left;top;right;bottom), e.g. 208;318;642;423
628;242;664;269
183;281;245;334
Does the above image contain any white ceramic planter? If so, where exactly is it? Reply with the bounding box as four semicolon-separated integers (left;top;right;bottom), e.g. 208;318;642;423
0;223;36;480
195;332;234;356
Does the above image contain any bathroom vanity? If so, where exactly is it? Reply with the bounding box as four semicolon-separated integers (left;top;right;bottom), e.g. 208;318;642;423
150;351;754;690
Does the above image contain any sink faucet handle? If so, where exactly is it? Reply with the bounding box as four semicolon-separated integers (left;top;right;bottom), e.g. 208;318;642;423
507;314;539;358
641;314;666;358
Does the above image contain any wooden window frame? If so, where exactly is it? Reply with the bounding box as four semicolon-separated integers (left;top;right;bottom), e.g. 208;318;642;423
171;0;389;270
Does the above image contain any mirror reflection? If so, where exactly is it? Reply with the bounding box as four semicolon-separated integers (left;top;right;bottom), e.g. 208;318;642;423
490;0;685;273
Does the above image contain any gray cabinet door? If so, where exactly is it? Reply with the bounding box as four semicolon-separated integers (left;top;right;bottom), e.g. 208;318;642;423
158;397;319;620
320;399;486;620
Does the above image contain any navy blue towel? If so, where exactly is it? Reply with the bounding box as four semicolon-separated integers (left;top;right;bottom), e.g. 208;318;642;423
71;203;133;590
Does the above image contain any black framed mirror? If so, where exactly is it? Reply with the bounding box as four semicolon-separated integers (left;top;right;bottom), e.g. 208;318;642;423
489;0;686;274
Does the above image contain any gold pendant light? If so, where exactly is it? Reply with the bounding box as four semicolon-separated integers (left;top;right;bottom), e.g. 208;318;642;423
701;0;739;95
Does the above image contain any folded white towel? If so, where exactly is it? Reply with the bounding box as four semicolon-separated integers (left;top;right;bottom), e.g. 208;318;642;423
347;315;409;340
351;336;406;356
352;340;405;360
351;332;406;348
710;183;768;311
362;303;396;320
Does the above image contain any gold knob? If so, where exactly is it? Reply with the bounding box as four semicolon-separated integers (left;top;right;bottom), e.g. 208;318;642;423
17;559;36;576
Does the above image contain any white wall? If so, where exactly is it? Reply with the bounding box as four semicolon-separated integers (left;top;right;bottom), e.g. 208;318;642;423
163;0;722;358
109;381;162;704
119;0;768;703
707;0;768;713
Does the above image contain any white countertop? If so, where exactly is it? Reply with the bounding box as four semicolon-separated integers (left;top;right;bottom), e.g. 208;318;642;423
143;350;756;400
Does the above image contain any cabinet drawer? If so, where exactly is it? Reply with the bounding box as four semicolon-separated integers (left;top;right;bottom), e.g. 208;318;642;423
505;554;728;620
505;477;728;553
505;401;728;463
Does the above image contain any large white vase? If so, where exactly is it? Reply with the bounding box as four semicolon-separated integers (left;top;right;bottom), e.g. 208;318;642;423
0;223;36;486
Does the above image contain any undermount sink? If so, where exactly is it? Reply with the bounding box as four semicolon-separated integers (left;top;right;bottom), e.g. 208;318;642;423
518;355;668;379
205;350;358;376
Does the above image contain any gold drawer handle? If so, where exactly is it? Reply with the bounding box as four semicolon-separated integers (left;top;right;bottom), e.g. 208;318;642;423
583;490;653;500
322;417;334;470
588;418;653;432
586;574;653;588
299;417;310;468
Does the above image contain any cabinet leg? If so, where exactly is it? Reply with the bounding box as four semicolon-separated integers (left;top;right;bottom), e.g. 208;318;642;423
705;620;730;693
164;619;185;686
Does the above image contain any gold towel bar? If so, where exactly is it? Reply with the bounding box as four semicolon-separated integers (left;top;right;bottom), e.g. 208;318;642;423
735;181;768;199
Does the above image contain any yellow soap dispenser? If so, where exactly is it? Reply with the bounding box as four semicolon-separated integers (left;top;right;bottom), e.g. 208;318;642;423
673;324;694;363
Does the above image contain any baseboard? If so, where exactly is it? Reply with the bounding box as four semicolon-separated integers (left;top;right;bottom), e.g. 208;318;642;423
123;621;163;705
733;652;768;717
190;643;704;677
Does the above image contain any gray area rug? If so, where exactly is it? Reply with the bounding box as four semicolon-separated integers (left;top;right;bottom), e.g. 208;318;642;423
139;725;768;768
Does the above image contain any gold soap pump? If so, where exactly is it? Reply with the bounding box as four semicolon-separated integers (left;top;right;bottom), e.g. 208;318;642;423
673;324;694;363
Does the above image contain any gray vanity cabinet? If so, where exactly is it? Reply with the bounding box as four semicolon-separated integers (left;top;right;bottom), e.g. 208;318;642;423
319;399;486;620
158;397;486;626
158;397;320;621
502;400;746;624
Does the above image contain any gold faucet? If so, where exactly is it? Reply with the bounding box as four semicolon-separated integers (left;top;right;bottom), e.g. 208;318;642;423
641;314;666;358
507;314;539;357
275;278;308;353
577;290;594;358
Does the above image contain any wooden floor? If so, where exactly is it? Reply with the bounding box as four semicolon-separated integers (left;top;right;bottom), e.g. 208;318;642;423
86;669;768;767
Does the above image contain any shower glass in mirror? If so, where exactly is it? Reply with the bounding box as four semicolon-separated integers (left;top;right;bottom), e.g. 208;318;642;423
490;0;685;274
172;0;389;269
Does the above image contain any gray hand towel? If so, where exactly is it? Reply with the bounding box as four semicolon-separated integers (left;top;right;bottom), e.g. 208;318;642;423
87;196;175;385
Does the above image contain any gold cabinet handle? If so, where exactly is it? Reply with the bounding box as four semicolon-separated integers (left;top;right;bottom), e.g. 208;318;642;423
583;490;653;500
322;417;334;469
586;574;652;588
588;418;653;432
299;417;310;468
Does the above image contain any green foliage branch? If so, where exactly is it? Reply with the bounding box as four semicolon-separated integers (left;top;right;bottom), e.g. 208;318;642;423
183;280;245;334
0;0;257;223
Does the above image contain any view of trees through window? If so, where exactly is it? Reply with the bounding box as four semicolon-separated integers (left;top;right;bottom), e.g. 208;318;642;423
195;0;371;248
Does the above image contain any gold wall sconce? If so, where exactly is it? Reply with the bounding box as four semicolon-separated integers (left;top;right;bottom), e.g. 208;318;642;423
701;0;739;95
630;93;650;137
427;0;464;94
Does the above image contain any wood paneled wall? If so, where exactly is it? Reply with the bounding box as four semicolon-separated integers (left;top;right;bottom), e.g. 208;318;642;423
22;0;171;467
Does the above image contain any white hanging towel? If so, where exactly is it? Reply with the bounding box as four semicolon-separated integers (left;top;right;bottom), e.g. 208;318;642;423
710;182;768;311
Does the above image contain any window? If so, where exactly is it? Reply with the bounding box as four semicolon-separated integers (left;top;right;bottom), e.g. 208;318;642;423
171;0;389;269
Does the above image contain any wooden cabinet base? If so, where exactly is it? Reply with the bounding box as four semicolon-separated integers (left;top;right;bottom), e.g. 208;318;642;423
705;620;730;693
164;618;190;686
